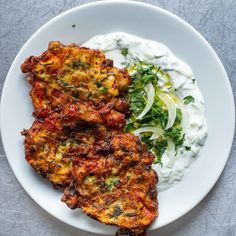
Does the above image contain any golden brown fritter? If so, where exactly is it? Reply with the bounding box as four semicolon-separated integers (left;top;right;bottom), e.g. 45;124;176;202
22;100;126;188
21;42;158;235
21;41;131;118
62;133;158;235
22;101;100;187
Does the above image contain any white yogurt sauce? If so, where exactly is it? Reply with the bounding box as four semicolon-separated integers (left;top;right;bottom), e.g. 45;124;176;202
83;32;207;191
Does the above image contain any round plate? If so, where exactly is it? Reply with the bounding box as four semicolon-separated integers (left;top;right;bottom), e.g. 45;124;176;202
1;1;235;235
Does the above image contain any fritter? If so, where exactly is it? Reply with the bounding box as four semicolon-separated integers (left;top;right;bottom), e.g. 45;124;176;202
21;41;131;118
21;42;158;235
22;101;125;188
62;133;158;235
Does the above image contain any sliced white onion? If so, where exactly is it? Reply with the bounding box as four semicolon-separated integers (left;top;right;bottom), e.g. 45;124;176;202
166;139;176;168
171;93;187;132
136;82;155;120
133;126;163;137
157;72;169;84
149;127;163;140
158;92;176;130
150;133;161;140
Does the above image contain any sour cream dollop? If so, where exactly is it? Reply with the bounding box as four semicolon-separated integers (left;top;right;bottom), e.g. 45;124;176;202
83;32;207;191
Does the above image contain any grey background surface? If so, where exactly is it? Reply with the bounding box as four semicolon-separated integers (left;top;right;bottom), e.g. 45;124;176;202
0;0;236;235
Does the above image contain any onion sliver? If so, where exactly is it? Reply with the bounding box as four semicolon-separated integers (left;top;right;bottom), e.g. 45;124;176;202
170;93;186;132
136;82;155;120
150;128;163;140
167;138;176;168
150;133;161;140
158;92;176;130
134;127;163;138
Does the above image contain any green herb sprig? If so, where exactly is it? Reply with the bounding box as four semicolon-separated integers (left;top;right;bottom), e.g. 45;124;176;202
183;95;195;104
121;48;128;57
125;61;185;164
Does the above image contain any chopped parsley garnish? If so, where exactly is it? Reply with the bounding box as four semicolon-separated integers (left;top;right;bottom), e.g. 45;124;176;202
58;80;75;89
96;81;102;88
183;95;195;104
72;91;79;99
141;135;167;165
60;140;67;146
121;48;128;57
105;178;120;191
185;146;191;151
72;60;90;70
125;61;185;164
101;87;108;94
164;127;185;149
58;80;69;87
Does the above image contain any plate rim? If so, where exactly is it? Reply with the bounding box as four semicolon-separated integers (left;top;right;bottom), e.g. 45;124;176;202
1;0;235;234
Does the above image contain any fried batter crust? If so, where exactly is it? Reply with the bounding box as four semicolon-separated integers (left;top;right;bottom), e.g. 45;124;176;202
22;101;125;188
62;133;158;235
21;41;131;118
21;42;158;235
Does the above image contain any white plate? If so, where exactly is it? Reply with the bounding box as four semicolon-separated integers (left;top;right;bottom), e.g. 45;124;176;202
1;1;235;235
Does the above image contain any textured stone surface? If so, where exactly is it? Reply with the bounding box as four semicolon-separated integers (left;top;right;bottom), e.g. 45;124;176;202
0;0;236;235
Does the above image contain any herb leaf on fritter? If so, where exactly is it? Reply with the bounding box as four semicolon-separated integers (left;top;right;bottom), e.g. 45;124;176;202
62;133;158;235
21;41;131;118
